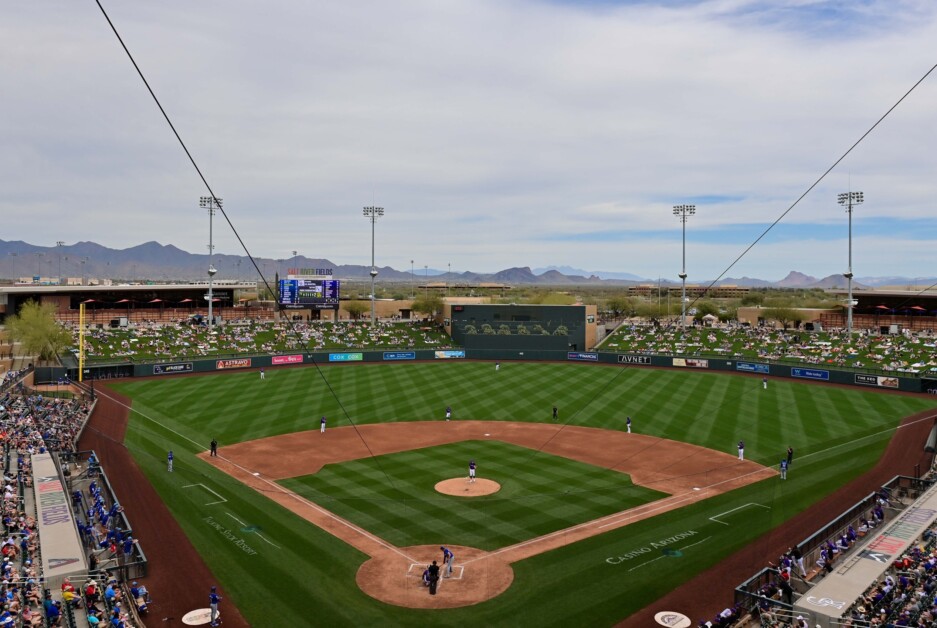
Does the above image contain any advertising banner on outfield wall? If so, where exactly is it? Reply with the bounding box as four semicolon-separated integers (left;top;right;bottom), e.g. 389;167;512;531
855;374;900;389
329;353;363;362
618;355;651;365
153;362;193;375
791;367;829;381
383;351;416;361
216;358;252;370
272;355;303;365
673;358;709;368
434;350;465;359
736;362;770;374
568;352;598;361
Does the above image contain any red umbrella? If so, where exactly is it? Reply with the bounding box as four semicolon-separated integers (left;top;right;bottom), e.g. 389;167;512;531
178;298;193;304
910;306;927;311
874;305;891;310
115;299;131;304
81;298;96;304
148;298;163;304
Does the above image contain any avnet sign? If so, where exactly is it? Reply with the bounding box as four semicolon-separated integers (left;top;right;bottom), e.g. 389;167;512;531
618;355;651;365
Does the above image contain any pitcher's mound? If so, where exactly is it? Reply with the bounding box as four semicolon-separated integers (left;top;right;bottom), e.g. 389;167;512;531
435;478;500;496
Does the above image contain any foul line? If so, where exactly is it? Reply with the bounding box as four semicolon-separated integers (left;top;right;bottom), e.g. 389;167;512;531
182;483;227;505
626;535;711;572
709;503;770;526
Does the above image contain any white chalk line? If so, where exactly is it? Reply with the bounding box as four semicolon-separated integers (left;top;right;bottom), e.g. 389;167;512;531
625;535;711;572
225;513;246;526
182;483;228;505
225;512;281;549
96;387;417;564
709;502;770;526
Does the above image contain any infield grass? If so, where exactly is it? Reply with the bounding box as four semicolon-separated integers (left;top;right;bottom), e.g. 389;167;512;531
112;361;937;627
281;440;667;549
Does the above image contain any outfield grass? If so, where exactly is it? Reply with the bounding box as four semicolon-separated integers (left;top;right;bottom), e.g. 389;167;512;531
112;362;937;626
281;440;667;549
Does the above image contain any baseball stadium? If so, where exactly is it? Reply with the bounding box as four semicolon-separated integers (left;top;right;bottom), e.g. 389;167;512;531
5;3;937;628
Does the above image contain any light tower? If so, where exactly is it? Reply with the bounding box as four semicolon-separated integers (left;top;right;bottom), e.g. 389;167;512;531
672;204;696;330
838;191;863;335
199;196;222;328
56;241;65;279
363;206;384;325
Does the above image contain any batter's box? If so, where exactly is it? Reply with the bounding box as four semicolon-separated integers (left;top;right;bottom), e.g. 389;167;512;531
407;563;465;580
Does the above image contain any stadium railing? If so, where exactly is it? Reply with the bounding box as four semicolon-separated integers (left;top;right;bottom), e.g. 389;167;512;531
733;475;934;616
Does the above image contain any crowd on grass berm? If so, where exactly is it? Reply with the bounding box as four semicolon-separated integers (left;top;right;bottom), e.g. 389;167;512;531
0;386;150;627
68;318;454;360
67;316;937;374
699;484;937;628
607;322;937;373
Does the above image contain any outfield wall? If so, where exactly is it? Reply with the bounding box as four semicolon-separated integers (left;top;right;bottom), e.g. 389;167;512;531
63;349;927;392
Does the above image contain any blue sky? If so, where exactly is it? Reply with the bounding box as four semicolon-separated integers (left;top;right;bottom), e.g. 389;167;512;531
2;0;936;281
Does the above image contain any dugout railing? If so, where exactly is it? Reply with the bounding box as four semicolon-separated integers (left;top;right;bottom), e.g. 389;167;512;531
63;450;149;581
732;475;935;616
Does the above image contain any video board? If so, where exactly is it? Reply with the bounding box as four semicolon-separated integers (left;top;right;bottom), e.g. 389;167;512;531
279;279;340;309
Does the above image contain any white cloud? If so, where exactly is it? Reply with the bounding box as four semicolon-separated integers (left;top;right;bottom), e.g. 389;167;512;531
2;0;936;280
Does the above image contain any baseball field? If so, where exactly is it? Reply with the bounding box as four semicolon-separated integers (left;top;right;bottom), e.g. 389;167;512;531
105;361;937;626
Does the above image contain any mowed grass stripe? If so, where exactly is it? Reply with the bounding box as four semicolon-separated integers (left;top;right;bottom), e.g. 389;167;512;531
281;440;665;550
111;362;937;627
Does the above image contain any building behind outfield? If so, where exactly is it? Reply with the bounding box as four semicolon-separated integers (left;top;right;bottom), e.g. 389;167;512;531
443;303;598;352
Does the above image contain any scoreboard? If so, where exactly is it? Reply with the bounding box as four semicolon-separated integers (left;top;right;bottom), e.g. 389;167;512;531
279;279;340;309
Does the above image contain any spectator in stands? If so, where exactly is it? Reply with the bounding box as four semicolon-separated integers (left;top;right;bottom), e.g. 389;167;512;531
85;579;101;609
45;599;61;626
22;605;41;627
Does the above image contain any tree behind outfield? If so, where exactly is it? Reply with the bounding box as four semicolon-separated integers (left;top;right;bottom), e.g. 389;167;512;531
411;294;444;318
7;300;72;361
344;301;368;321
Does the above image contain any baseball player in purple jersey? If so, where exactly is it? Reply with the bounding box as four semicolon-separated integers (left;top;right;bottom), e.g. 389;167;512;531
468;460;476;483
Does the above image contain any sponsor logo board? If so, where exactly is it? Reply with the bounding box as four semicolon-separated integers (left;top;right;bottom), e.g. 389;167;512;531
434;350;465;359
791;367;830;381
216;358;251;370
383;351;416;361
271;355;303;365
568;352;598;361
328;353;363;362
153;362;193;375
618;355;651;365
736;362;769;374
673;358;709;368
855;374;899;388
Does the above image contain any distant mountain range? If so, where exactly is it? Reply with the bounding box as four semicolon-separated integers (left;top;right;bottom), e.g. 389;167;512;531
0;240;932;289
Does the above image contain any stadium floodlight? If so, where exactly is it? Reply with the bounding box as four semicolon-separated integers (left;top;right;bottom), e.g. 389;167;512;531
838;191;863;335
199;196;222;328
363;206;384;326
672;204;696;330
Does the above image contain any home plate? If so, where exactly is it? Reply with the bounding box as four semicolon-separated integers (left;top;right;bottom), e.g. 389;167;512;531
484;433;490;436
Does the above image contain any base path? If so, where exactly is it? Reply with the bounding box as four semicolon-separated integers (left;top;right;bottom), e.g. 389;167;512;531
202;421;773;609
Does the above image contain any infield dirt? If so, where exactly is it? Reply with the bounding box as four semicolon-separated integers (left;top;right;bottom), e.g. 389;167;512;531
200;420;773;608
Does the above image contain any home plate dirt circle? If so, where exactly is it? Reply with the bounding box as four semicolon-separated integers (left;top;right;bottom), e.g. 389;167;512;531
356;544;514;609
434;478;501;496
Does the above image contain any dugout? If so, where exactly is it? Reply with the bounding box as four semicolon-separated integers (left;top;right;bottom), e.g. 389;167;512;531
444;303;597;352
